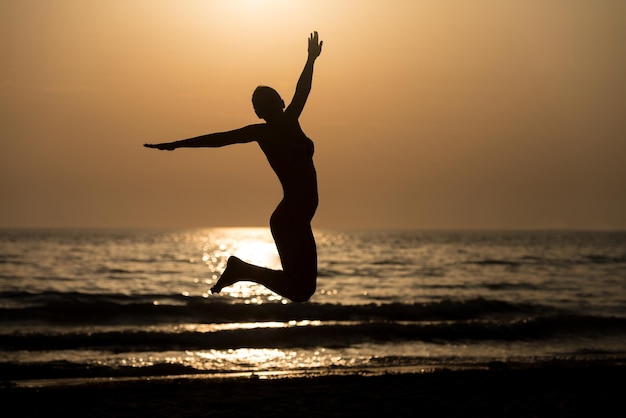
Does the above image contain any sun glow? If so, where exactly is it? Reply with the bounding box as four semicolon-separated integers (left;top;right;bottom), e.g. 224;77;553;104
233;235;281;269
218;0;310;19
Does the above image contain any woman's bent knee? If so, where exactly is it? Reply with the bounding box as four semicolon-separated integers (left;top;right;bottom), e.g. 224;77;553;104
288;281;316;303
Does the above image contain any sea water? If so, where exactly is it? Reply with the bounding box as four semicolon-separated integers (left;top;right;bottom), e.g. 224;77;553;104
1;228;625;383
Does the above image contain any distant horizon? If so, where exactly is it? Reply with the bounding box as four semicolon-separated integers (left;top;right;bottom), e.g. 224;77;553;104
2;225;624;233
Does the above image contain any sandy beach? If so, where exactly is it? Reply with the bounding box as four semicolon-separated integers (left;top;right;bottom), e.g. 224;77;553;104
2;363;625;417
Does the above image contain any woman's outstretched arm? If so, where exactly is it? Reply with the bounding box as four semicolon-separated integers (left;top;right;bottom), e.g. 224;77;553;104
286;31;323;119
144;124;263;150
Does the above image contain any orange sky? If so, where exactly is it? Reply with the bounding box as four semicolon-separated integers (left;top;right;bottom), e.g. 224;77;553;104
2;0;625;229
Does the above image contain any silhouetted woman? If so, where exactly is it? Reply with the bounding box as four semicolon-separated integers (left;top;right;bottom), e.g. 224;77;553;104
144;32;323;302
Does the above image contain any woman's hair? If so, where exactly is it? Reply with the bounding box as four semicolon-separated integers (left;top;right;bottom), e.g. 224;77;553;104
253;85;282;103
252;86;284;118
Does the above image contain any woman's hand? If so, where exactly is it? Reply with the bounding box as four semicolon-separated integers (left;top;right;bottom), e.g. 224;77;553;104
144;143;176;151
308;31;323;60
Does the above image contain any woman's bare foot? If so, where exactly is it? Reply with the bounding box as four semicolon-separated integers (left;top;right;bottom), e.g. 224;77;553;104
210;256;246;294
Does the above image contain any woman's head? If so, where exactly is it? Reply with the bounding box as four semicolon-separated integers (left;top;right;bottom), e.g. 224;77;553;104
252;86;285;120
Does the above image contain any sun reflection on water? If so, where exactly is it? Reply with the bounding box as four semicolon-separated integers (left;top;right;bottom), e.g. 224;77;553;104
175;320;322;334
178;228;287;301
233;238;280;270
184;347;368;372
195;348;297;368
103;347;377;375
211;228;283;302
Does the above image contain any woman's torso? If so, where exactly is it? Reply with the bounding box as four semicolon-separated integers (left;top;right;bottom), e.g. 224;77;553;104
256;119;318;213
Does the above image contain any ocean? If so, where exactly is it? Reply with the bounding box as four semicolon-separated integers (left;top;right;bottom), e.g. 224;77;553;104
1;228;625;385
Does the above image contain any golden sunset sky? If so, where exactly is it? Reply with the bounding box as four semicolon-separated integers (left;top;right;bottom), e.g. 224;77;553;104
2;0;625;229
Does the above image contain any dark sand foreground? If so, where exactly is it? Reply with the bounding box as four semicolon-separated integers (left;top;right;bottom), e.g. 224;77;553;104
2;364;625;417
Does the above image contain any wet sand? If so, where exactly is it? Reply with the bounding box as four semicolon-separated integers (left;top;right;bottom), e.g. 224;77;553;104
2;363;625;417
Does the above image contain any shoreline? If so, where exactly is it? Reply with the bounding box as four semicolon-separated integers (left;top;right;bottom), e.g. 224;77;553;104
3;363;625;417
7;357;625;389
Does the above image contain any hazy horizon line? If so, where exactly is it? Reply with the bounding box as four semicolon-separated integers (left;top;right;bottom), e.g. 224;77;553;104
2;225;624;233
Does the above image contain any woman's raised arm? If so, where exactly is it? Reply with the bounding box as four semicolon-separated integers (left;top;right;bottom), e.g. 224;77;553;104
286;31;323;119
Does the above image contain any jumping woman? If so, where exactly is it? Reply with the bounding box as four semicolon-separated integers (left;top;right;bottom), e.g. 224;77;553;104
144;32;323;302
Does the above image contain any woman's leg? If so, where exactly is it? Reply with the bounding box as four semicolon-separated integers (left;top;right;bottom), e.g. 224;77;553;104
210;205;317;302
270;211;317;301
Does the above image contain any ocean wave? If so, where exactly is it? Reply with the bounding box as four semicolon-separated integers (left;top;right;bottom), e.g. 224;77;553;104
0;292;546;324
465;253;626;268
2;315;625;352
584;254;626;264
0;360;201;382
467;259;522;267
